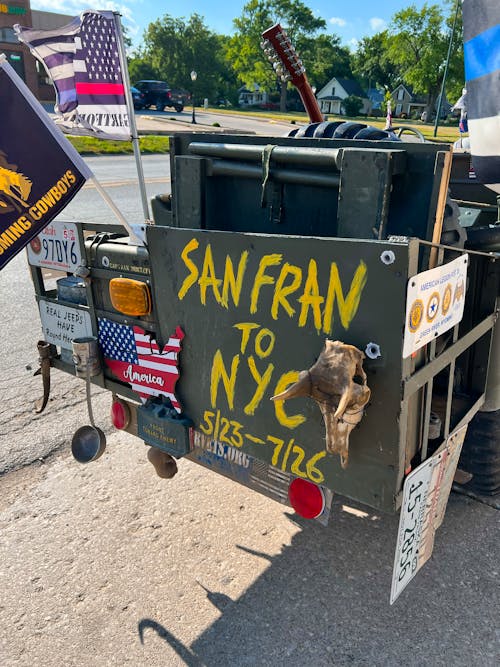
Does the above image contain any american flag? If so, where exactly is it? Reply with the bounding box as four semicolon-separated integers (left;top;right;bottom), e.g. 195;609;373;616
15;11;129;140
98;318;185;411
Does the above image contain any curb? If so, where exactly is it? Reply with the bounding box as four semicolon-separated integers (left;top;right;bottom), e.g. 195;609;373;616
138;127;255;136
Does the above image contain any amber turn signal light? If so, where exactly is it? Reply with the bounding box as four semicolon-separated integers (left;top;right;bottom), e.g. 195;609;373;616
109;277;152;316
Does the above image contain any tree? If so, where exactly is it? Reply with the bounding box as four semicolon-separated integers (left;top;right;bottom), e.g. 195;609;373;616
352;32;399;91
141;14;232;102
297;33;353;89
225;0;326;111
386;3;463;118
127;55;157;84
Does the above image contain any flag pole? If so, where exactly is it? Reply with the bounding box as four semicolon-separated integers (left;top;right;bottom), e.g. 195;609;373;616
90;175;144;243
113;12;151;222
433;0;460;137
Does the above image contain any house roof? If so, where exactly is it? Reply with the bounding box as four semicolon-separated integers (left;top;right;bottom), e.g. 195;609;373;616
319;95;342;101
317;76;368;100
336;78;367;98
366;88;384;109
366;88;384;101
391;83;426;104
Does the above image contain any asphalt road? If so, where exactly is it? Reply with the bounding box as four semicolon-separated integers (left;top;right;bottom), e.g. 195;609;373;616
0;141;499;666
134;107;298;137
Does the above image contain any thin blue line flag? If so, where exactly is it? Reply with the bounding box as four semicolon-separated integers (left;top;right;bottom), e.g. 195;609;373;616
462;0;500;193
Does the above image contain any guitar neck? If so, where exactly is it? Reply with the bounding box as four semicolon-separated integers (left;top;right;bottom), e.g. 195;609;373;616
295;78;323;124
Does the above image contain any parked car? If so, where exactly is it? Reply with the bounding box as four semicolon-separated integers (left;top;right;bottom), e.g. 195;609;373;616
133;80;184;112
131;86;145;110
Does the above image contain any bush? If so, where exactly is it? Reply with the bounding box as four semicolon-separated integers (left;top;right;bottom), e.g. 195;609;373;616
341;95;363;117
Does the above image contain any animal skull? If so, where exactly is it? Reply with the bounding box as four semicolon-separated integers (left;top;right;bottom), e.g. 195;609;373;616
271;340;370;468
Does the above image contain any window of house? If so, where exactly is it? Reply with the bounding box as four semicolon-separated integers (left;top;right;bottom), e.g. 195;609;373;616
331;86;335;95
0;27;18;44
397;88;404;101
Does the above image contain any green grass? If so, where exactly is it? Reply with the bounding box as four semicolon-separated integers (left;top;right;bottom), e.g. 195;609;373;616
67;134;170;155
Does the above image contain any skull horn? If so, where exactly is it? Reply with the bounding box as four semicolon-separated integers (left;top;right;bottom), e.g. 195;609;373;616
334;388;350;418
271;370;311;401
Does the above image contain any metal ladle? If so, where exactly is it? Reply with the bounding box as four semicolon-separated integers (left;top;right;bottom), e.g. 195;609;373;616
71;337;106;463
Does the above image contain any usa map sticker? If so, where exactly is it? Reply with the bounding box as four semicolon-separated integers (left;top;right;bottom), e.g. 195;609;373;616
403;254;468;358
98;318;184;411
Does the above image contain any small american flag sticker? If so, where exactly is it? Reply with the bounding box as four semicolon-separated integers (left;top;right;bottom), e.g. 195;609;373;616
98;318;184;411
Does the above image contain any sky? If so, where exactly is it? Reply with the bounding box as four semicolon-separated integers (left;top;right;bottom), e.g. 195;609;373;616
29;0;449;52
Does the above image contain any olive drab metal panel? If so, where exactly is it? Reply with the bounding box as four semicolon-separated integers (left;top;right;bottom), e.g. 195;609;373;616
166;133;450;248
147;226;416;511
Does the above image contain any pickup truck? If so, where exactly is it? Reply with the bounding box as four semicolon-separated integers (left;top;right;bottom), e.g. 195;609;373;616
133;80;184;113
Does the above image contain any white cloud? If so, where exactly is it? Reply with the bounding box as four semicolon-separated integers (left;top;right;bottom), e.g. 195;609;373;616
29;1;139;42
369;17;386;32
348;37;359;51
30;0;136;20
329;17;347;28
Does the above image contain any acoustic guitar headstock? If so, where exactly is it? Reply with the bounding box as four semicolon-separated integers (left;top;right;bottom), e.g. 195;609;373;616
261;23;306;87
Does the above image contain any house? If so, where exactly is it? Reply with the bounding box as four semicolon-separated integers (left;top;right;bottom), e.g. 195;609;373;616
390;84;452;118
366;88;385;113
238;85;269;107
391;84;426;118
316;77;371;115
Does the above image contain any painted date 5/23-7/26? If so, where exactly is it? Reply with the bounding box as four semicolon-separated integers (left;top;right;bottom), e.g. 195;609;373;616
198;408;326;483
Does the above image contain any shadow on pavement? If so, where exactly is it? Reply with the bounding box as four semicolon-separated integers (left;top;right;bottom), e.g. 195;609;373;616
137;493;498;666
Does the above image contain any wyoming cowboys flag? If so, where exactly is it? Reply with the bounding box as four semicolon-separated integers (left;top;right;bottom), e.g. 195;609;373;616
0;56;91;271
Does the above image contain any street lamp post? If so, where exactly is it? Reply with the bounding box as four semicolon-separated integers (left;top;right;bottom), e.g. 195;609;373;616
190;70;197;124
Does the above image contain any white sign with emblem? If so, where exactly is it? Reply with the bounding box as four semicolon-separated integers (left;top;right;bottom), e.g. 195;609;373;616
39;299;93;350
27;221;82;272
390;425;468;604
403;254;468;358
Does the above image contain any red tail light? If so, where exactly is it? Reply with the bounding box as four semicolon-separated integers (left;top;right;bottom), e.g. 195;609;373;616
288;478;325;519
111;397;131;430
